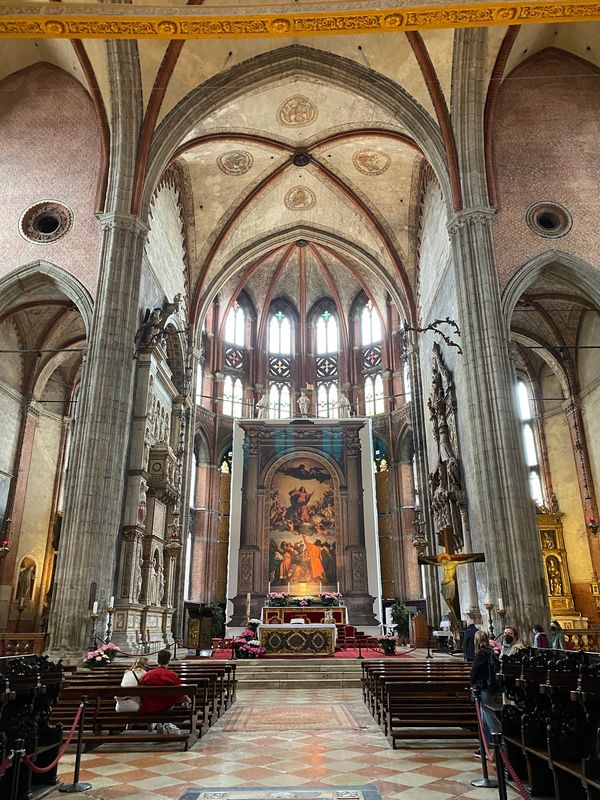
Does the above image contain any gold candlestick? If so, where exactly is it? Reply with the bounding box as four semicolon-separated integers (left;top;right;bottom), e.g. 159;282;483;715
484;602;495;638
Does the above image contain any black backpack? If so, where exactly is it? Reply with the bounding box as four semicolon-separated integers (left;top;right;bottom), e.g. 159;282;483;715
486;649;501;694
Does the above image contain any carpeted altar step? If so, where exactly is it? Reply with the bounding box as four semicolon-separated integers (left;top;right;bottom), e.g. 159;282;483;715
234;658;363;688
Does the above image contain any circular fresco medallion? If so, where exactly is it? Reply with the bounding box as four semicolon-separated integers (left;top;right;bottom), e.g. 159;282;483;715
352;149;391;176
277;95;318;127
216;150;254;176
285;186;316;211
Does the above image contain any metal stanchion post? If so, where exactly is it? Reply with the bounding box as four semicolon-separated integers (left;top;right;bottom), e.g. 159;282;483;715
492;732;508;800
231;637;236;660
470;691;498;789
356;637;363;660
59;696;92;793
10;739;25;800
426;637;433;659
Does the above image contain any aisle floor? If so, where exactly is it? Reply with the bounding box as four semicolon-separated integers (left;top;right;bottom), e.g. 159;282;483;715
51;689;505;800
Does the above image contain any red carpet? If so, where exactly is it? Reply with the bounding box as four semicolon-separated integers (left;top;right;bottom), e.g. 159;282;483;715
205;647;414;660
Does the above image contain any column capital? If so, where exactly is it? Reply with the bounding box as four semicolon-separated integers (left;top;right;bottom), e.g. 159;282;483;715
95;212;148;237
447;206;496;237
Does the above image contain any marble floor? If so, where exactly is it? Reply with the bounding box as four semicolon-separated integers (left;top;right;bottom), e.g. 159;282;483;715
50;689;509;800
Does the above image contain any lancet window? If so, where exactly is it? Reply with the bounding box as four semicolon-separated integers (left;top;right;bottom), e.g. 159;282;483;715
268;309;293;419
316;309;339;418
361;300;384;415
516;379;544;505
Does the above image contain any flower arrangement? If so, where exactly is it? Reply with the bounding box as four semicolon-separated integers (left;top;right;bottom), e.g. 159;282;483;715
292;596;313;607
234;628;265;658
320;592;342;607
82;642;120;668
378;634;397;655
267;592;289;607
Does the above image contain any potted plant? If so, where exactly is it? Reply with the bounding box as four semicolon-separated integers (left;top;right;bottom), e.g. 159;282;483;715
390;600;410;644
320;592;342;607
378;634;397;656
292;596;313;607
238;640;265;658
267;592;289;607
82;642;120;668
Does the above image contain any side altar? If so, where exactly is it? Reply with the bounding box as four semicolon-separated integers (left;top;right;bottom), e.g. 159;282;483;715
262;606;347;625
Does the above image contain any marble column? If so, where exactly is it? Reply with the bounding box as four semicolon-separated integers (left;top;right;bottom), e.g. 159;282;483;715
448;208;548;635
47;213;147;655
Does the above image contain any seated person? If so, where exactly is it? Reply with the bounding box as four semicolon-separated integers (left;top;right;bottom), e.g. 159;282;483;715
115;656;149;712
140;649;189;734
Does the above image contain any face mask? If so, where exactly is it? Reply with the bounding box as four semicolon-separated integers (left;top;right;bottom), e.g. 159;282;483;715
551;624;557;630
504;635;514;644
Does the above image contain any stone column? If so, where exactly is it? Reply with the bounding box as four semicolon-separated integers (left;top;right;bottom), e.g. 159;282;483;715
448;208;548;634
47;214;147;655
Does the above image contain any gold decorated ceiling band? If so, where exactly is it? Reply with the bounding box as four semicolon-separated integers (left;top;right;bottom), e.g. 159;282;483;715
1;1;600;39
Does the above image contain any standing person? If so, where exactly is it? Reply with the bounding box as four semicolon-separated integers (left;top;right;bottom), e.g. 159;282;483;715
499;625;525;659
140;649;188;734
550;620;566;650
462;617;478;663
115;656;149;712
533;624;550;648
470;630;501;749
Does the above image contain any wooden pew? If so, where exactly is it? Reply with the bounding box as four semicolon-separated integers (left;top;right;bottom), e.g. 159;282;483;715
499;646;600;799
0;655;65;800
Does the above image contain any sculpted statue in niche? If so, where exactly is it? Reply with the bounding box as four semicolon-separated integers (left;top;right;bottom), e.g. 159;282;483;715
138;479;147;526
134;553;143;602
297;390;310;416
16;558;36;602
147;552;161;606
547;556;563;595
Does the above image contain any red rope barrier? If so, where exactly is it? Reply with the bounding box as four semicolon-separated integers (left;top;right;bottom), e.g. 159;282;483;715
501;749;532;800
22;703;83;774
0;751;13;773
474;698;495;763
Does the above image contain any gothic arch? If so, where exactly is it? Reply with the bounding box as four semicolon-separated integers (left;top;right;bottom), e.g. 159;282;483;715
0;261;94;337
141;45;452;220
502;250;600;338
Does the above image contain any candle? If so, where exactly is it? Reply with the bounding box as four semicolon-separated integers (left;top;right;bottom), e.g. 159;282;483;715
92;601;98;614
319;582;322;594
246;592;251;616
337;581;340;594
109;596;114;609
288;581;291;595
268;582;271;595
498;597;504;610
484;594;492;606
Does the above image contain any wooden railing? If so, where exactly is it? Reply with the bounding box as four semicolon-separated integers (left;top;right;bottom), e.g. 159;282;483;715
0;632;47;657
563;628;600;652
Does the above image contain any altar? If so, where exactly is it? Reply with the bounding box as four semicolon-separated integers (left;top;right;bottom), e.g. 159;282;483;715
259;623;337;656
262;606;347;625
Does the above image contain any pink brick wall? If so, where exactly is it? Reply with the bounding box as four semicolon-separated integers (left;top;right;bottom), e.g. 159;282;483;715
492;49;600;287
0;62;103;294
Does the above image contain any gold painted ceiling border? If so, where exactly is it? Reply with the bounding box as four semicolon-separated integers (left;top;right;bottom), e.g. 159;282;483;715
0;1;599;39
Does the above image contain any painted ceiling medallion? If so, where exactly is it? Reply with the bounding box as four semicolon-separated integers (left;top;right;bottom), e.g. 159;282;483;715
277;95;318;127
216;150;254;176
285;186;316;211
352;149;391;176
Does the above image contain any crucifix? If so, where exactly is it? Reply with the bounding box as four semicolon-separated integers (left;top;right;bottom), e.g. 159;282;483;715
419;549;485;621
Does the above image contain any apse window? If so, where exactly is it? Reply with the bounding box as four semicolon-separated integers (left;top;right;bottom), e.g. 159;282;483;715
526;202;572;239
20;201;73;244
516;379;544;505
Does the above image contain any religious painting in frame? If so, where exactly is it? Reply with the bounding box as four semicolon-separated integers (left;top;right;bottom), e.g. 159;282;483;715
268;456;338;591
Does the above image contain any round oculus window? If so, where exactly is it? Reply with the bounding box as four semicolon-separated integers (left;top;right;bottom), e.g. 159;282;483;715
526;202;572;239
19;201;73;244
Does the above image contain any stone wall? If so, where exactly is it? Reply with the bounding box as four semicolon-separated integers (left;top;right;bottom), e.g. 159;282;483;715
493;49;600;286
0;63;102;293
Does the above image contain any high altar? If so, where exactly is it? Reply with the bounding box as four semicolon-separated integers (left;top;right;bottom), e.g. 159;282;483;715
226;418;382;634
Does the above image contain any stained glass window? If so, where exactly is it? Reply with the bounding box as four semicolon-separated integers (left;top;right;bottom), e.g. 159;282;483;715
269;310;292;354
361;300;382;346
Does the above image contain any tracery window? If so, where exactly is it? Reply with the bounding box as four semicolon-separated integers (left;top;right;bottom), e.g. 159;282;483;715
516;379;544;505
361;300;384;415
316;309;339;418
225;303;245;347
268;309;293;418
223;375;244;418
